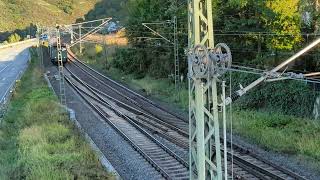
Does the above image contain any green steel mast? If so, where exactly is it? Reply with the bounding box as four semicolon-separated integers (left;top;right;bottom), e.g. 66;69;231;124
188;0;232;179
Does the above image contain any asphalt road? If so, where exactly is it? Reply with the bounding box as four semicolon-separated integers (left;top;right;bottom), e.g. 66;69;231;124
0;43;33;106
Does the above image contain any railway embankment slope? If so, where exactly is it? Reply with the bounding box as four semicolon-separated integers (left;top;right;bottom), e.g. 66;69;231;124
0;48;113;179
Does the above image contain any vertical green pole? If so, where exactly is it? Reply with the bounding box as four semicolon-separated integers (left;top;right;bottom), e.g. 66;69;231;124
71;26;74;44
188;0;224;179
212;78;222;179
195;80;206;179
206;0;214;48
79;25;82;54
174;16;179;90
222;81;228;179
188;77;193;179
104;39;108;70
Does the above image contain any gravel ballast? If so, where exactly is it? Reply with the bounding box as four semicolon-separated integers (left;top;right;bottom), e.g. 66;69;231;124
45;64;163;180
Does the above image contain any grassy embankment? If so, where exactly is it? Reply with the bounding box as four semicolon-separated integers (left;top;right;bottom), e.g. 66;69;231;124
73;43;320;168
0;0;98;32
0;48;113;179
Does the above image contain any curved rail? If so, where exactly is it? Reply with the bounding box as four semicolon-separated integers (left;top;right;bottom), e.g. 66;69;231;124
64;70;189;179
67;49;188;122
66;50;307;180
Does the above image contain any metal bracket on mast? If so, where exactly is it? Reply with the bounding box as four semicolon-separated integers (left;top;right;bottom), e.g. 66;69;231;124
188;0;232;179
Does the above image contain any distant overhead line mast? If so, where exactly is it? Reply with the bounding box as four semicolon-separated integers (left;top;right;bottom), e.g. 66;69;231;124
142;17;180;90
55;25;67;106
64;18;112;50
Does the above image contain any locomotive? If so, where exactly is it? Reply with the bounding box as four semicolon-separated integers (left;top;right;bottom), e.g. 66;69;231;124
49;44;68;64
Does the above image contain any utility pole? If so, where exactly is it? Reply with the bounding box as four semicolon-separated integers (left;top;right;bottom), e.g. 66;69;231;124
70;26;74;44
79;25;82;54
258;32;262;57
173;16;180;90
36;25;44;71
56;25;67;106
188;0;232;179
142;18;180;89
103;36;108;70
65;18;112;51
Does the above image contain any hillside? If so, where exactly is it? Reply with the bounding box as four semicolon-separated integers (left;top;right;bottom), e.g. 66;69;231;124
0;0;99;32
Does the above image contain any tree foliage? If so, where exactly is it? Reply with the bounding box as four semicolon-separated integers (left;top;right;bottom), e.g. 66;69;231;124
110;0;319;117
57;0;74;14
113;0;186;79
117;0;305;77
84;0;128;22
7;33;21;43
263;0;302;50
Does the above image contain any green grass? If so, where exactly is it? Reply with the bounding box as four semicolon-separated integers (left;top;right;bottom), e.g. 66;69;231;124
0;48;113;179
232;110;320;160
75;43;320;168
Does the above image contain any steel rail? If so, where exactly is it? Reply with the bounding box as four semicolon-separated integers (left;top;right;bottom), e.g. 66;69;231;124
65;66;190;148
66;61;289;179
66;50;307;180
66;61;269;179
67;57;189;131
65;73;189;179
67;49;188;122
65;64;189;148
65;76;171;179
65;66;189;165
66;59;188;136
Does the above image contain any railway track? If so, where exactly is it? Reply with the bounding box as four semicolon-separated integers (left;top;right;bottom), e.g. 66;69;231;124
65;50;307;180
64;72;189;179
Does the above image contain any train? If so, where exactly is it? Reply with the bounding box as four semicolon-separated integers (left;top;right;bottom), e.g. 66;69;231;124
49;44;68;64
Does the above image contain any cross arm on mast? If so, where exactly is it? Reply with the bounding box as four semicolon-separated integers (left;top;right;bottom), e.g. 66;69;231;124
68;18;112;48
142;22;173;44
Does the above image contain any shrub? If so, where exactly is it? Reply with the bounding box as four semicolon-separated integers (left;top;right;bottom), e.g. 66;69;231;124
95;44;103;56
7;33;21;43
57;0;74;14
231;72;319;117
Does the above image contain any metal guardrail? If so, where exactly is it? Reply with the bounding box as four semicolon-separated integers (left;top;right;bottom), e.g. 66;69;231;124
0;38;38;50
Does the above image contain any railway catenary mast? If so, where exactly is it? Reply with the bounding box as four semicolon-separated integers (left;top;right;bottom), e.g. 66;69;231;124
188;0;320;179
55;25;67;106
188;0;232;179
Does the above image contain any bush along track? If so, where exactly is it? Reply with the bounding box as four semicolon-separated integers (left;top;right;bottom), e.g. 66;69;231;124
0;48;113;180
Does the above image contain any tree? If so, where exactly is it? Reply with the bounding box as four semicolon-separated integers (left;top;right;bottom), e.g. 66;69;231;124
95;44;103;56
263;0;302;50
